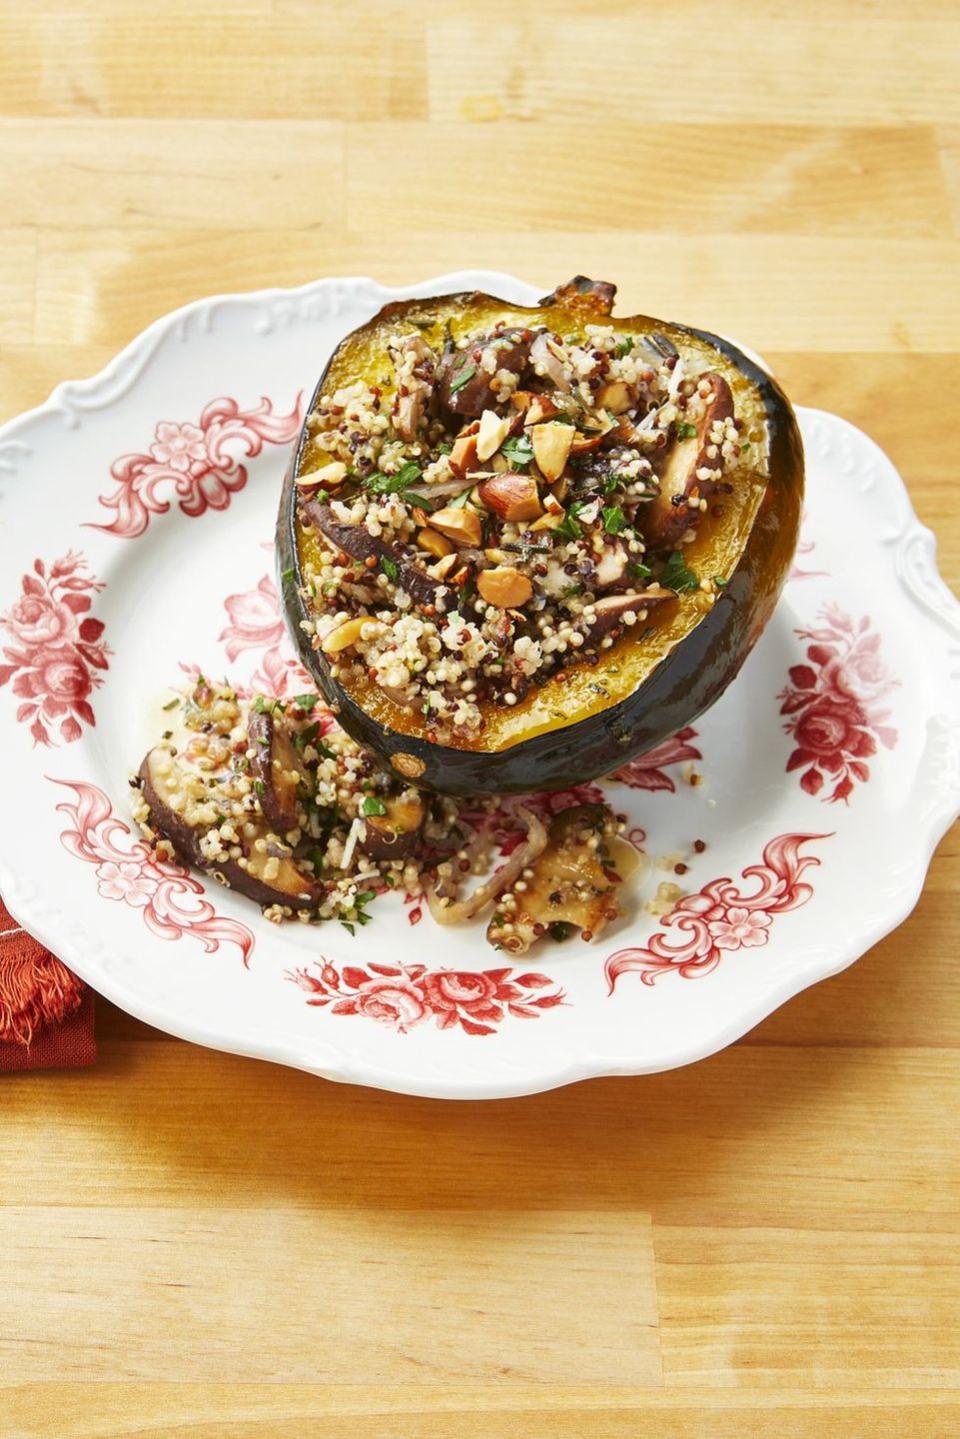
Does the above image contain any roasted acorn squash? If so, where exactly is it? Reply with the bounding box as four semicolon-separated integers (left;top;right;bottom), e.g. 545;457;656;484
276;278;803;796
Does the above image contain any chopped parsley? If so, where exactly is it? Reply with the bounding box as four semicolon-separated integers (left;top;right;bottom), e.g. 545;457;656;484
614;335;636;358
292;694;319;713
161;697;179;711
602;504;627;535
253;778;265;797
361;796;388;817
631;560;652;580
661;551;700;593
675;421;697;441
364;462;422;495
713;574;729;589
380;554;399;583
448;363;476;394
280;565;296;583
555;500;585;541
501;433;534;468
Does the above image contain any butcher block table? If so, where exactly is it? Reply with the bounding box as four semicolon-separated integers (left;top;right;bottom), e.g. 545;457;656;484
1;3;958;1435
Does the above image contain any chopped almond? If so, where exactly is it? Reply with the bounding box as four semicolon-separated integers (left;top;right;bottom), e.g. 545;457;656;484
478;471;543;523
320;615;374;655
531;421;575;481
523;395;562;426
477;566;533;609
430;505;483;547
296;460;347;490
449;423;480;477
418;526;455;559
476;408;512;462
429;553;460;581
596;380;632;414
570;431;606;454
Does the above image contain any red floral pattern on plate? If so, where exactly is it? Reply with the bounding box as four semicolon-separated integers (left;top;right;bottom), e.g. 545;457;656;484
91;394;303;539
0;552;111;746
611;727;702;792
54;780;254;963
778;605;898;803
219;573;313;697
288;959;564;1036
605;833;829;990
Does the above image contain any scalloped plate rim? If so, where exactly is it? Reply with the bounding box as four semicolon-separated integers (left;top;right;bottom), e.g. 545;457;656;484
0;270;957;1099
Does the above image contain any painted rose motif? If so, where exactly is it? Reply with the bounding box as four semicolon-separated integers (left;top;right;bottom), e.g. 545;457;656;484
219;573;314;697
0;553;110;746
288;960;564;1037
779;607;898;803
605;833;828;989
91;394;303;539
55;780;254;963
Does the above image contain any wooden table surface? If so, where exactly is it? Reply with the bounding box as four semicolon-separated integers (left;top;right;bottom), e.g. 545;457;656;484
2;3;958;1435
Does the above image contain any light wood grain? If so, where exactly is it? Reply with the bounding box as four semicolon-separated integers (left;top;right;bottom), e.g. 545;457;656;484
0;1;958;1435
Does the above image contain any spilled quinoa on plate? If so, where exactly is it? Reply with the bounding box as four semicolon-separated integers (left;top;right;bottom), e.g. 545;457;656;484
134;678;626;954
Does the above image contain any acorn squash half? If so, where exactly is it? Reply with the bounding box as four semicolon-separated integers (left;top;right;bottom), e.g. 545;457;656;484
276;277;803;796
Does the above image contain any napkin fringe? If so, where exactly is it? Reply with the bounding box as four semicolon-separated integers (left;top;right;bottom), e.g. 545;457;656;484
0;946;85;1048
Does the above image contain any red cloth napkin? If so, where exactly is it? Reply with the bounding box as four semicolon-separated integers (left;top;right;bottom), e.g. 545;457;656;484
0;893;96;1071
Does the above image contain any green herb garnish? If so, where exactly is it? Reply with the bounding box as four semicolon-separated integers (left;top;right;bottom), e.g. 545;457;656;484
602;504;626;535
364;462;422;495
280;566;296;583
501;433;534;468
380;555;399;583
675;421;697;441
362;796;388;817
614;335;636;358
555;500;585;542
661;551;700;593
253;779;265;796
713;574;729;589
631;560;652;580
448;363;476;394
162;697;179;712
292;694;319;713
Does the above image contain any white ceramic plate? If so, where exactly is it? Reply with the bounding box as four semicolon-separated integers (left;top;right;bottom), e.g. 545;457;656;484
0;272;957;1098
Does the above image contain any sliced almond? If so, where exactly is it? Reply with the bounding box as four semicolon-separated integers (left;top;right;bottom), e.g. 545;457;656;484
418;526;455;560
596;381;632;415
475;408;512;463
531;421;575;482
477;471;543;523
477;566;533;609
296;459;347;490
430;506;483;547
320;614;373;655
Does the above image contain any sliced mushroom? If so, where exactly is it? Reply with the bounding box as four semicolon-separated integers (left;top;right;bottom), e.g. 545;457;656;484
643;373;734;548
587;585;675;639
139;748;319;910
487;804;622;953
360;791;426;860
303;501;453;613
594;542;629;589
247;708;304;835
436;330;531;417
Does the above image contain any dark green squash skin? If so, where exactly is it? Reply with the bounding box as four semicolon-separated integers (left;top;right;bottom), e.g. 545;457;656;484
276;291;803;797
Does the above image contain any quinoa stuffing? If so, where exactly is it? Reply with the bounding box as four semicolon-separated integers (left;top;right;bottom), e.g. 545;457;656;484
135;679;625;953
294;303;748;744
